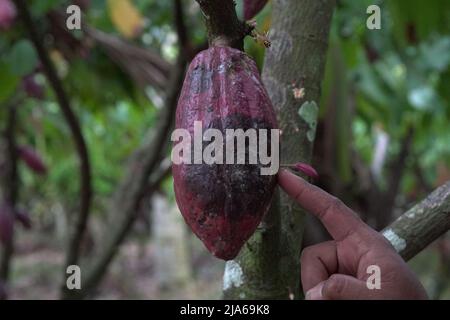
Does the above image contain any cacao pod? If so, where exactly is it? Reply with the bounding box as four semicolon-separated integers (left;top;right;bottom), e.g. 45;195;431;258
0;203;14;246
243;0;268;21
18;145;47;175
173;46;278;260
0;0;16;30
22;74;45;100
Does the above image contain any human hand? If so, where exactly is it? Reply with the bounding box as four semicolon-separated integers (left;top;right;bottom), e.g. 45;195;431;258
278;169;428;300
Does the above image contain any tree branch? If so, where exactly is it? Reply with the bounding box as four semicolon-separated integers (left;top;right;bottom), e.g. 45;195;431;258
14;0;93;275
83;25;172;90
382;181;450;261
61;1;194;298
174;0;189;53
195;0;252;49
0;99;20;299
371;128;414;230
62;56;187;299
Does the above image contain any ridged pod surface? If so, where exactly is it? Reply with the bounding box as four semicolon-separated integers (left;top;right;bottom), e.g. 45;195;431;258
173;46;278;260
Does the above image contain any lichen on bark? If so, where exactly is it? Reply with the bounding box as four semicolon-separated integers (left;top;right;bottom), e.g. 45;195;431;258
382;181;450;261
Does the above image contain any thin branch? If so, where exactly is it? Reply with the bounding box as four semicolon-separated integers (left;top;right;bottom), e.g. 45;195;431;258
382;181;450;261
3;101;19;205
58;1;201;298
0;100;20;298
372;128;414;230
174;0;208;62
141;158;172;200
83;25;172;90
174;0;189;52
14;0;93;270
83;27;170;73
61;56;187;299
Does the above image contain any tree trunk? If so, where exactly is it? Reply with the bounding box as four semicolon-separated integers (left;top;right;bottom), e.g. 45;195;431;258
223;0;335;300
152;194;192;294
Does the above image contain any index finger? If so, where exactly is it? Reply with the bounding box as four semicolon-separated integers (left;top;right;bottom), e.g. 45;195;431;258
278;169;366;241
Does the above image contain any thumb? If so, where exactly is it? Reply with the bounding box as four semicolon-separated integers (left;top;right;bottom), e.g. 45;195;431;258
306;274;370;300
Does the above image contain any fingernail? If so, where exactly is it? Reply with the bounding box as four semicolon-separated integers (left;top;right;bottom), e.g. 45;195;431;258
305;282;324;300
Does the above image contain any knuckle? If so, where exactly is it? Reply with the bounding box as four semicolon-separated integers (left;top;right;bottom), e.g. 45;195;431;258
300;246;314;263
294;187;306;203
319;197;343;219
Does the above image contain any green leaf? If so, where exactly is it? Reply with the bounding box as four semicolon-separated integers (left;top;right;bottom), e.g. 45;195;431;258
7;40;39;77
298;101;319;142
0;62;19;102
30;0;61;16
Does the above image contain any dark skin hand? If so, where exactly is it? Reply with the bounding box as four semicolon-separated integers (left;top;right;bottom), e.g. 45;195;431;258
278;169;428;300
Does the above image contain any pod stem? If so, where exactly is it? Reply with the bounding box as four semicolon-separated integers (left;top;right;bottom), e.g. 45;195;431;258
196;0;253;50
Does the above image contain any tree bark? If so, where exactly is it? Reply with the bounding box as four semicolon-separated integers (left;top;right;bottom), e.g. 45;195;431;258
382;181;450;261
195;0;252;50
223;0;335;299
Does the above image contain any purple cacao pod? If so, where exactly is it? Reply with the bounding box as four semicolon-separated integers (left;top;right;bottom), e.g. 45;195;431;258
172;46;278;260
0;0;16;30
18;145;47;175
22;74;45;100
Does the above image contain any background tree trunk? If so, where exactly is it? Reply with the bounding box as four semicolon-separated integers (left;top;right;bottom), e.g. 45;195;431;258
223;0;335;299
152;194;192;294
